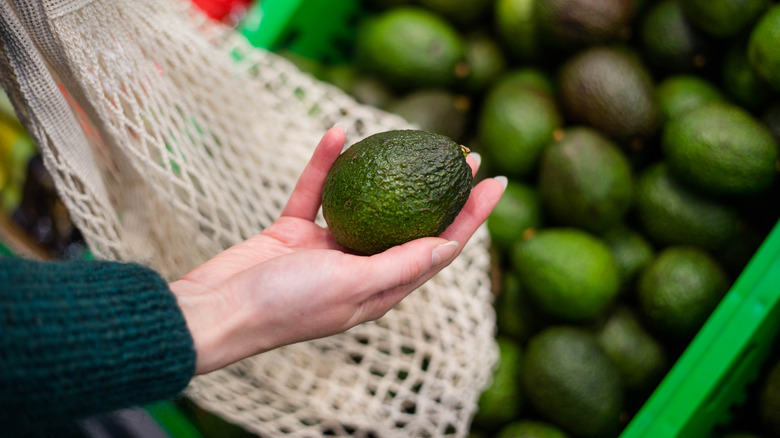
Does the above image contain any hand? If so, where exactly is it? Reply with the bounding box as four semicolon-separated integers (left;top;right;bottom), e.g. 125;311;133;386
170;126;506;374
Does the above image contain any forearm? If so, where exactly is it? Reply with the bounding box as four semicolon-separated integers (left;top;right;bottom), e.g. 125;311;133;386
0;257;196;435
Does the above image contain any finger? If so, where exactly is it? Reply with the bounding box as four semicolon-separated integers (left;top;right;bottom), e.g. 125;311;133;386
358;252;451;321
466;151;481;178
440;176;506;245
346;237;459;322
348;237;453;297
281;125;347;220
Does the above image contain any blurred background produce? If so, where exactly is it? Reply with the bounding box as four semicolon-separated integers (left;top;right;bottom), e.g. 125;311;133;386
281;0;779;436
2;0;780;436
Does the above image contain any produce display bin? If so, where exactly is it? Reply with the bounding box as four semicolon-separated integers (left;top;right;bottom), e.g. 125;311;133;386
238;1;780;437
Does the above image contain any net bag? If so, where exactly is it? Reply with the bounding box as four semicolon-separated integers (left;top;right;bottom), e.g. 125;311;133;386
0;0;498;436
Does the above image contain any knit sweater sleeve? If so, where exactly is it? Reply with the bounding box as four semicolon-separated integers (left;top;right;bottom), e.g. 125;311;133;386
0;257;197;435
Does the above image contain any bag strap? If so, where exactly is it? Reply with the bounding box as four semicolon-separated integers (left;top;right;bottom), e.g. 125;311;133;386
0;0;112;208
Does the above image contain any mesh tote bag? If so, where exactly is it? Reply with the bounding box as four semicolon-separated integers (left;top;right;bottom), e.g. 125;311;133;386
0;0;498;436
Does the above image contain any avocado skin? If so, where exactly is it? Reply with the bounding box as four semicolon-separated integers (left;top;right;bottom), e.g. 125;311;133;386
322;130;473;255
559;46;660;142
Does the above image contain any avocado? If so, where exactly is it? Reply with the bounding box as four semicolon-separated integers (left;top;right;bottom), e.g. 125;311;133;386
640;0;716;74
355;7;465;91
662;102;778;196
495;67;557;97
656;75;725;122
748;4;780;91
487;179;543;253
635;163;740;250
558;46;660;143
495;272;548;344
496;420;569;438
537;126;634;233
597;306;668;393
321;130;472;255
495;0;541;61
637;246;729;340
602;226;655;291
457;31;509;95
680;0;768;39
473;337;524;430
385;88;471;143
723;41;773;110
521;326;624;438
511;228;620;322
478;76;562;178
535;0;636;51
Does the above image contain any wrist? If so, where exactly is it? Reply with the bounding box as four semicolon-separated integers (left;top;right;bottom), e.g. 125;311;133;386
169;279;253;374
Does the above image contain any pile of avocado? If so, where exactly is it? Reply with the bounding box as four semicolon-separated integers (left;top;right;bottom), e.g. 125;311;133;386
283;0;780;436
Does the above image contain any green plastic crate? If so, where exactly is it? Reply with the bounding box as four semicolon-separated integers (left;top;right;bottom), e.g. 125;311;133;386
622;220;780;438
239;0;360;64
239;2;780;437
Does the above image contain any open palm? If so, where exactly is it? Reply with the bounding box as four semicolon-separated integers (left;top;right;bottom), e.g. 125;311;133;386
170;126;505;374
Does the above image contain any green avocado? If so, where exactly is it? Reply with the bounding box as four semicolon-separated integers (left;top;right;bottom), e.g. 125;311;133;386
473;337;524;430
635;163;740;250
321;130;473;255
535;0;636;51
521;325;624;438
355;7;465;91
637;246;729;340
662;102;778;196
558;46;660;142
537;126;634;233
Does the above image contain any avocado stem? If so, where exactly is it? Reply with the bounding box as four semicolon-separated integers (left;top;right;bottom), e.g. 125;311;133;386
460;145;470;158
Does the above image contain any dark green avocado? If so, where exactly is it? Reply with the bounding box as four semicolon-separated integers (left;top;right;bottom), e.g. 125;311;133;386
321;130;473;255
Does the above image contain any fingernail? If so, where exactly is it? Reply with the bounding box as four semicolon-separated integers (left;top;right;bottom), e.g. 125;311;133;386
469;151;482;167
333;123;348;136
494;175;508;190
432;240;459;266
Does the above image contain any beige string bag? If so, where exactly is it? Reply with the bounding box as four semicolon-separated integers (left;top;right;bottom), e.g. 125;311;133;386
0;0;498;436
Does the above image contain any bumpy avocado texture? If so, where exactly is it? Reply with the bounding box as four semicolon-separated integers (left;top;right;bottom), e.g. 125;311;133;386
322;130;473;255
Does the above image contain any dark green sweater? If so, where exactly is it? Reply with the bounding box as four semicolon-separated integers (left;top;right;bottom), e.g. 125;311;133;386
0;257;197;437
